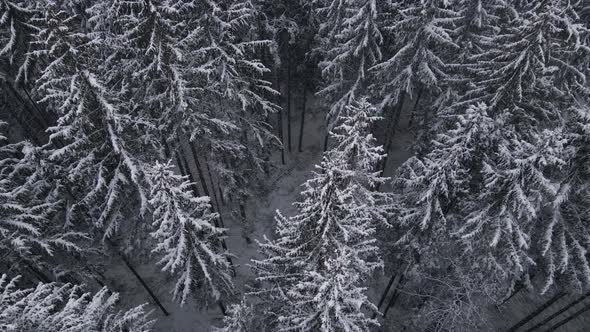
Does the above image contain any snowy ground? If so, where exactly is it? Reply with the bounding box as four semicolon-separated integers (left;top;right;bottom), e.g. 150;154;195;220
100;90;590;331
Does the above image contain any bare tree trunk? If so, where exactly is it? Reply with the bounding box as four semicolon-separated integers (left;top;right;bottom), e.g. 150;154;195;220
524;291;590;332
377;93;406;187
507;292;566;332
276;75;285;164
204;157;223;228
217;183;225;205
382;273;406;317
372;272;398;319
24;261;52;283
3;82;47;144
546;300;590;332
175;144;201;197
298;86;307;152
407;87;423;129
498;273;535;307
218;301;227;316
184;147;234;272
188;141;211;198
323;132;329;153
20;84;56;126
116;249;170;316
287;55;292;153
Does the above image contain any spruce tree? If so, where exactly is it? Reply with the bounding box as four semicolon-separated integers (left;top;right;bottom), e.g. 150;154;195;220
314;0;383;127
233;98;388;331
371;0;458;109
147;161;233;306
0;273;154;332
0;123;88;283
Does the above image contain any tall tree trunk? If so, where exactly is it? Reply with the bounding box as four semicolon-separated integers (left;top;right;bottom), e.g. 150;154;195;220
382;273;406;317
175;144;201;197
20;84;56;126
204;158;223;228
7;83;51;129
218;301;227;316
372;272;398;319
507;292;566;332
24;261;52;283
407;87;423;129
298;85;307;152
377;94;406;187
524;291;590;332
276;75;285;164
188;141;210;198
116;248;170;316
286;55;292;153
323;132;329;153
3;82;47;144
546;300;590;332
184;147;233;270
218;182;225;206
498;273;535;307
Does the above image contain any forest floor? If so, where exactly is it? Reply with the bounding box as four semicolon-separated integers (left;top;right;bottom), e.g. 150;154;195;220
100;91;590;331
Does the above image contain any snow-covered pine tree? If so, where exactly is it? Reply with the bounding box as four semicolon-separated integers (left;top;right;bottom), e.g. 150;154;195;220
249;158;382;331
280;246;378;331
234;98;390;331
0;273;154;331
451;0;505;64
0;123;88;283
446;0;506;102
214;300;259;332
370;0;458;133
371;0;457;105
314;0;383;128
189;0;279;210
393;103;501;259
456;0;588;122
390;0;590;299
88;0;279;230
329;98;384;181
457;0;590;292
328;97;392;227
147;161;233;306
0;0;41;83
395;103;590;295
32;1;151;241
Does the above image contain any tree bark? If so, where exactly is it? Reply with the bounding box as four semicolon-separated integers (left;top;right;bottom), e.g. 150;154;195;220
218;183;225;206
524;291;590;332
3;82;47;144
546;300;590;332
382;273;406;317
117;249;170;316
276;75;285;164
372;272;398;319
176;147;201;197
24;261;51;283
407;87;423;128
377;93;406;187
204;159;221;215
188;141;211;198
498;274;534;307
218;300;227;316
287;55;292;153
507;292;566;332
184;148;233;270
298;86;307;152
